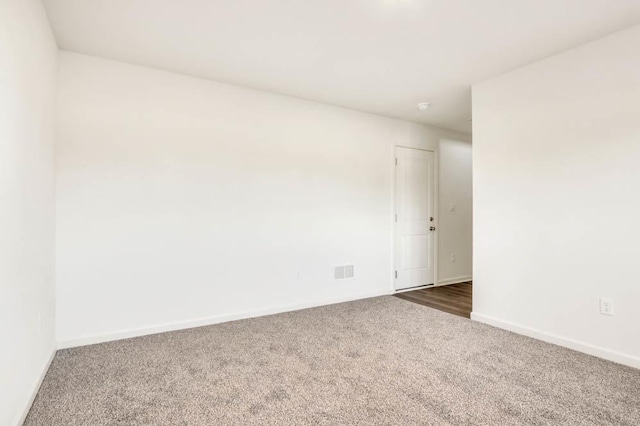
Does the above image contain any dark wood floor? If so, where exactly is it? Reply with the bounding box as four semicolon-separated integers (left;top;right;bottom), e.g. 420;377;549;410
394;282;472;318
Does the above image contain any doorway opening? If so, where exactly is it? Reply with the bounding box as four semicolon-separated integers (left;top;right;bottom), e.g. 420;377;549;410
393;140;473;317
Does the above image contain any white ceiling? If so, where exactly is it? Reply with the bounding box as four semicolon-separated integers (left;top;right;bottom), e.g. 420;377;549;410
43;0;640;134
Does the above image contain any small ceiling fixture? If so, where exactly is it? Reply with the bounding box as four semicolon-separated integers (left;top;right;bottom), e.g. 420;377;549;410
417;102;431;111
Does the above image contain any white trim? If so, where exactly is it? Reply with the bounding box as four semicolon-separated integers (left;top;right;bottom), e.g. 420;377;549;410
16;348;56;426
471;312;640;369
433;146;440;293
58;290;391;349
437;275;472;286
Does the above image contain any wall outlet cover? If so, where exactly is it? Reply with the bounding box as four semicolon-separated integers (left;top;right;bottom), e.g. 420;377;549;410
600;298;614;316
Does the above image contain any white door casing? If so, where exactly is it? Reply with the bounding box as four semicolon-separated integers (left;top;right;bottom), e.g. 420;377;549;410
394;147;435;290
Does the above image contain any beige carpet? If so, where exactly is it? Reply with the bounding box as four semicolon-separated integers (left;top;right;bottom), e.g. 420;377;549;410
26;296;640;425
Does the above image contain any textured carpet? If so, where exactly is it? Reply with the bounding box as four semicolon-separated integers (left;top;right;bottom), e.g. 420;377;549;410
26;296;640;425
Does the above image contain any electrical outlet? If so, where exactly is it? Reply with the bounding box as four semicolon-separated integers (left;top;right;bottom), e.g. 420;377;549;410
450;253;456;262
600;298;614;316
296;272;302;280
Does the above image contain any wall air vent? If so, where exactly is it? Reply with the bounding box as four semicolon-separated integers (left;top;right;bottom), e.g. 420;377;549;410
344;265;354;279
334;265;355;280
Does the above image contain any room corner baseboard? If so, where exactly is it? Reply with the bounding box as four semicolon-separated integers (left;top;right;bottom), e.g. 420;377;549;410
16;348;56;426
57;289;392;350
471;312;640;369
437;275;472;286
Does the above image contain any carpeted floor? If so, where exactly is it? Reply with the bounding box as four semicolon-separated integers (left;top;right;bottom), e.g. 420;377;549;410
26;296;640;425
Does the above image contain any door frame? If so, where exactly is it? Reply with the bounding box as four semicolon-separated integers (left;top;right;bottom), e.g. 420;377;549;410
393;145;439;293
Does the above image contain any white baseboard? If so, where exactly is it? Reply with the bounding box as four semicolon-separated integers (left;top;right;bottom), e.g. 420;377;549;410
16;348;56;426
471;312;640;369
437;275;472;286
58;289;391;349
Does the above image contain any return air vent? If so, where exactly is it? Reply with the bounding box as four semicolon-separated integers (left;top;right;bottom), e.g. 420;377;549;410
344;265;354;279
334;265;355;280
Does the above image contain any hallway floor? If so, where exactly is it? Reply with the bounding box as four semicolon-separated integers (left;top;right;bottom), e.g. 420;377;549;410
394;281;472;318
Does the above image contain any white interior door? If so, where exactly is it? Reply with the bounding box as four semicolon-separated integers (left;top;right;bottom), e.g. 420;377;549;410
394;147;435;290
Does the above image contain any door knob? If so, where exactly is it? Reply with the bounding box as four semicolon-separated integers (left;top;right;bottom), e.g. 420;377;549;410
430;226;436;231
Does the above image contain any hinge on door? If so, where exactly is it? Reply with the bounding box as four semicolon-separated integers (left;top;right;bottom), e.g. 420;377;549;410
395;270;398;279
395;157;398;166
395;214;397;222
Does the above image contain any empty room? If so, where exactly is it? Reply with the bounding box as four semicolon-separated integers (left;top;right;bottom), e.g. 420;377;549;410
2;0;639;425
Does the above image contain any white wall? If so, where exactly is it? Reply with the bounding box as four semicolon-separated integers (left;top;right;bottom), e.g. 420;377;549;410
0;1;57;424
438;139;472;284
56;52;470;347
472;25;640;368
